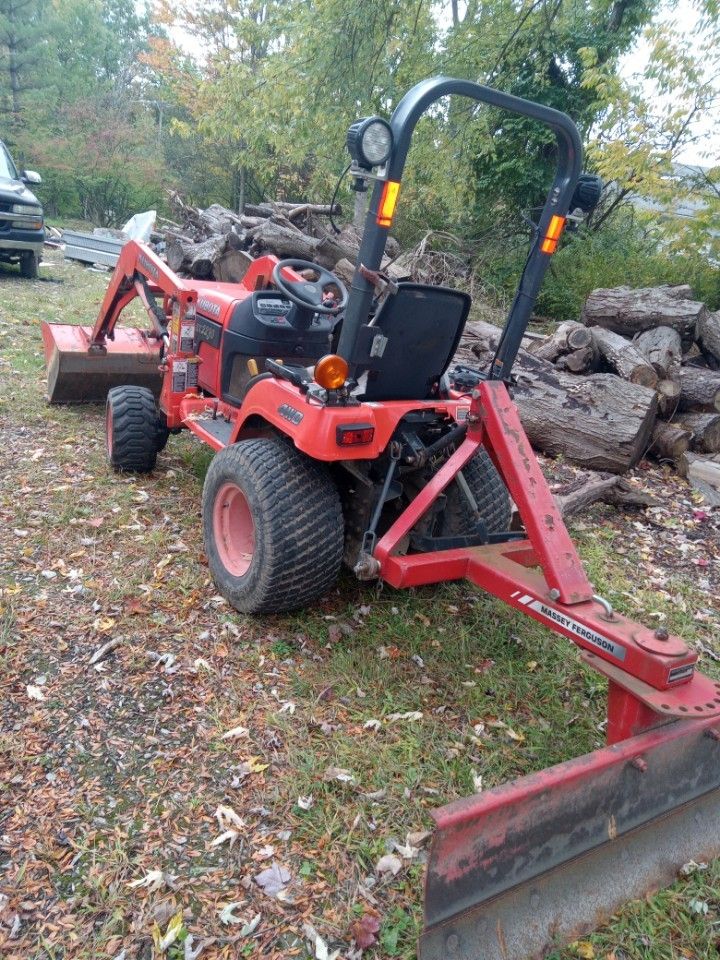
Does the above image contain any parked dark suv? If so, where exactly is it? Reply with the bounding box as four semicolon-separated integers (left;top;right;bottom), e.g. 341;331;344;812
0;140;44;278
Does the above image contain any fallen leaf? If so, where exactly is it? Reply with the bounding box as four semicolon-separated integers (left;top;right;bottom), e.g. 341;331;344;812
221;725;249;740
350;911;381;950
215;804;245;830
323;765;355;784
574;942;595;959
375;853;403;876
127;869;172;892
240;912;262;937
254;862;291;897
217;902;244;925
154;910;184;950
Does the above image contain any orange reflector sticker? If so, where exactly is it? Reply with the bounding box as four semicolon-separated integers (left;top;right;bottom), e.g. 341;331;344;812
540;214;566;254
377;180;401;227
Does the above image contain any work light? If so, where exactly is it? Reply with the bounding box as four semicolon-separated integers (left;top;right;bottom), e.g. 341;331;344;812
346;117;393;169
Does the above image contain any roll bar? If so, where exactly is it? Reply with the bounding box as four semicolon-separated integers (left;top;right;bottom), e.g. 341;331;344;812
336;76;583;380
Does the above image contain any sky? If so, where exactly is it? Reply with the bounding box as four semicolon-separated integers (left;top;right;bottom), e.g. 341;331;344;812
620;0;719;165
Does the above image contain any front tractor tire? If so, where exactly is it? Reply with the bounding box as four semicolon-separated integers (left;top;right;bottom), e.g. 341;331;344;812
203;439;344;614
106;385;165;473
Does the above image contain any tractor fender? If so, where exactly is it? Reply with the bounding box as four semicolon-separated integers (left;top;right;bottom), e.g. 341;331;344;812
231;377;470;461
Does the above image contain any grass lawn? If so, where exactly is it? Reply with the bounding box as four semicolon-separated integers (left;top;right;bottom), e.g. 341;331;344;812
0;248;718;959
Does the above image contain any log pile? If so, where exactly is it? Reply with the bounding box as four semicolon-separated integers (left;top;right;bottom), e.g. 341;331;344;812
158;192;404;285
453;284;720;495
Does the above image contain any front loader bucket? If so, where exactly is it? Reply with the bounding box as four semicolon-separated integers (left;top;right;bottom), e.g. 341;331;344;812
420;716;720;960
42;323;162;404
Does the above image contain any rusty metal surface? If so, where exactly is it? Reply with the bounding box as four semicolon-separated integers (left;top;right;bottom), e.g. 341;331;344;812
421;717;720;959
420;785;720;960
43;323;161;403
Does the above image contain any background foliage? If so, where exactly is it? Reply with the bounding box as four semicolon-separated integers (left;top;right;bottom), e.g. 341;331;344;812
0;0;718;312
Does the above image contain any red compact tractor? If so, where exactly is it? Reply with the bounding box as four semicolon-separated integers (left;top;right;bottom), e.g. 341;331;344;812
43;78;720;959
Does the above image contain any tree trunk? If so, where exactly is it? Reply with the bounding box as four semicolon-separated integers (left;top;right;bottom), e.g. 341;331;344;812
633;326;682;379
696;311;720;368
674;412;720;453
582;285;707;340
678;367;720;412
591;327;658;388
649;422;691;462
529;320;592;362
469;346;658;473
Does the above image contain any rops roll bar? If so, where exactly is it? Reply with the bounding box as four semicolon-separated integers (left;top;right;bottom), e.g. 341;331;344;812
336;76;583;381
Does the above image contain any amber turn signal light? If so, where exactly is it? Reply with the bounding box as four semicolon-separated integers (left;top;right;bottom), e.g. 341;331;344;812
314;354;348;390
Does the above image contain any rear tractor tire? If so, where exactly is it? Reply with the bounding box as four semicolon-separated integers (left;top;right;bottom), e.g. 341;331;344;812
106;385;167;473
438;449;512;536
202;439;344;614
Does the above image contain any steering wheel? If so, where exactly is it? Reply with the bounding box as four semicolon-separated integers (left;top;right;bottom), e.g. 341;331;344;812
272;258;349;315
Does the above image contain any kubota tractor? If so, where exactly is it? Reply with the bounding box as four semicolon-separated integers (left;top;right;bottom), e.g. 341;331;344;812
43;77;720;960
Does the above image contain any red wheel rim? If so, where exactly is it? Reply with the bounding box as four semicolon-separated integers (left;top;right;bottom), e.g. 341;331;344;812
213;481;255;577
106;405;113;459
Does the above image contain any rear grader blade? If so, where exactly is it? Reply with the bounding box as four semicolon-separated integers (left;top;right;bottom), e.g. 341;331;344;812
421;717;720;959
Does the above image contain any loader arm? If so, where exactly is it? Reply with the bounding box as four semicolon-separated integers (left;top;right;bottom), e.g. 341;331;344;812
42;241;197;403
88;240;193;351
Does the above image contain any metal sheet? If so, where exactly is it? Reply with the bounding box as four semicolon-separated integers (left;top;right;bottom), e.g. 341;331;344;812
63;230;126;267
421;717;720;960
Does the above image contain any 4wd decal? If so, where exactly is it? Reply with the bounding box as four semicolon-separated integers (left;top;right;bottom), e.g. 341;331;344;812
278;404;304;426
514;593;627;661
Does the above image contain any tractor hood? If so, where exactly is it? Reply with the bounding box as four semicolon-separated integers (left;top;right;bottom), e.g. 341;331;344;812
0;176;42;207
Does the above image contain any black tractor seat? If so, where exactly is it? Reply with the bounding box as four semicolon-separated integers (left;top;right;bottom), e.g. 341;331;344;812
350;283;471;401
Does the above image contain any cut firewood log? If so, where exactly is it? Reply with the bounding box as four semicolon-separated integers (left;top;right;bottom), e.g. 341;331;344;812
649;422;692;462
582;284;708;340
529;321;592;362
674;412;720;453
166;234;228;278
633;326;682;379
591;327;658;388
678;367;720;412
469;345;658;473
247;218;354;268
655;379;681;419
676;452;720;505
696;310;720;368
554;473;657;518
213;248;254;283
556;343;597;374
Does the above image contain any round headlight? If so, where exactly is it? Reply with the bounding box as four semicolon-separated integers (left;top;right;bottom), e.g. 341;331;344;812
346;116;393;169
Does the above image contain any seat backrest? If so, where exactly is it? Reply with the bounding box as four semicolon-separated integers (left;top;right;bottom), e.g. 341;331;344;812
357;283;471;401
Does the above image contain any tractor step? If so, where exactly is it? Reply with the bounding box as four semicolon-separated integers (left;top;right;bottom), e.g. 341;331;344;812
42;323;161;403
420;716;720;960
183;413;235;451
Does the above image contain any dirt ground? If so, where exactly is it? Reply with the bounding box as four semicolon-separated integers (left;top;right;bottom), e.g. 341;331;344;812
0;249;718;960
